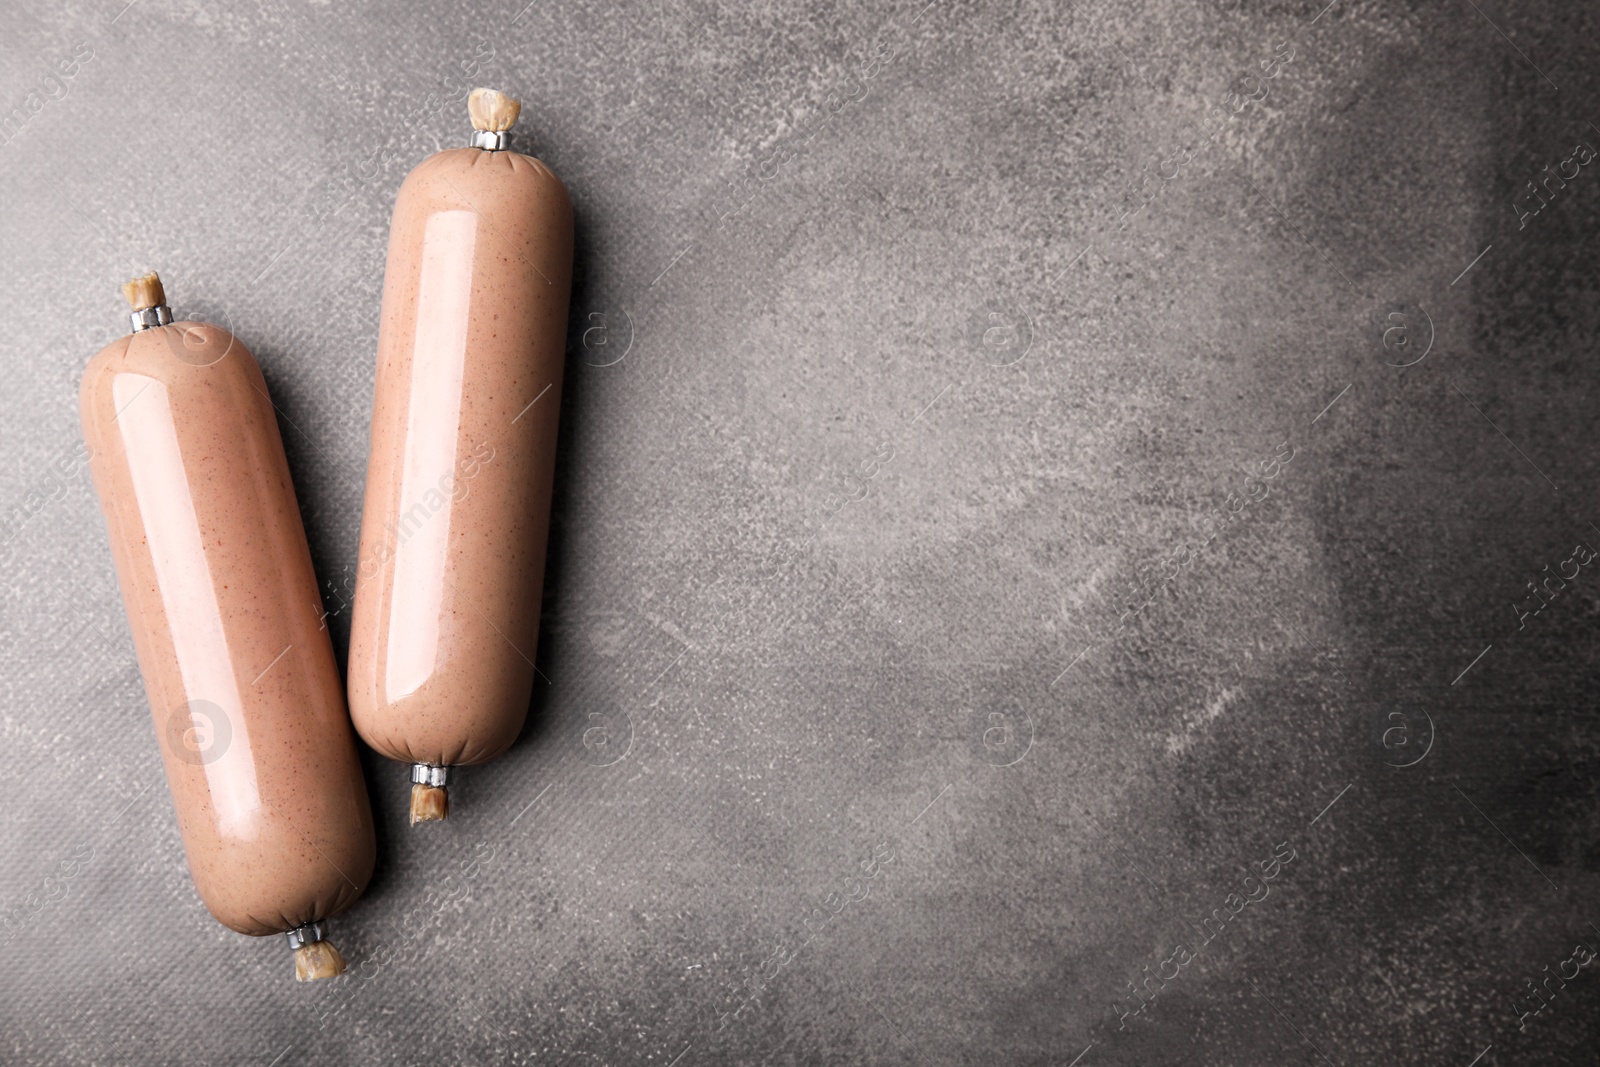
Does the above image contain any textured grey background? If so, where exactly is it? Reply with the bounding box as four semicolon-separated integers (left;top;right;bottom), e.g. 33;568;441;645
3;0;1600;1064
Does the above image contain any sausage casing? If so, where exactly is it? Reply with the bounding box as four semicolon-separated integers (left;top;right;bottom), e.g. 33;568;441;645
349;143;573;772
81;320;375;936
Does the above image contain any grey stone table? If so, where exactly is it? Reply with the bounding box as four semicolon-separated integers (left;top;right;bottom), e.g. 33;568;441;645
3;0;1598;1064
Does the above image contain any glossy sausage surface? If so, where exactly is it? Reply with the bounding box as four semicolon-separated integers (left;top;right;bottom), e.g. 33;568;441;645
81;323;375;935
350;146;573;767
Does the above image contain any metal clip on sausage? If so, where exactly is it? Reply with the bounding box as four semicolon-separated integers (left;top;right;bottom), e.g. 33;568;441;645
128;294;172;332
469;129;509;151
